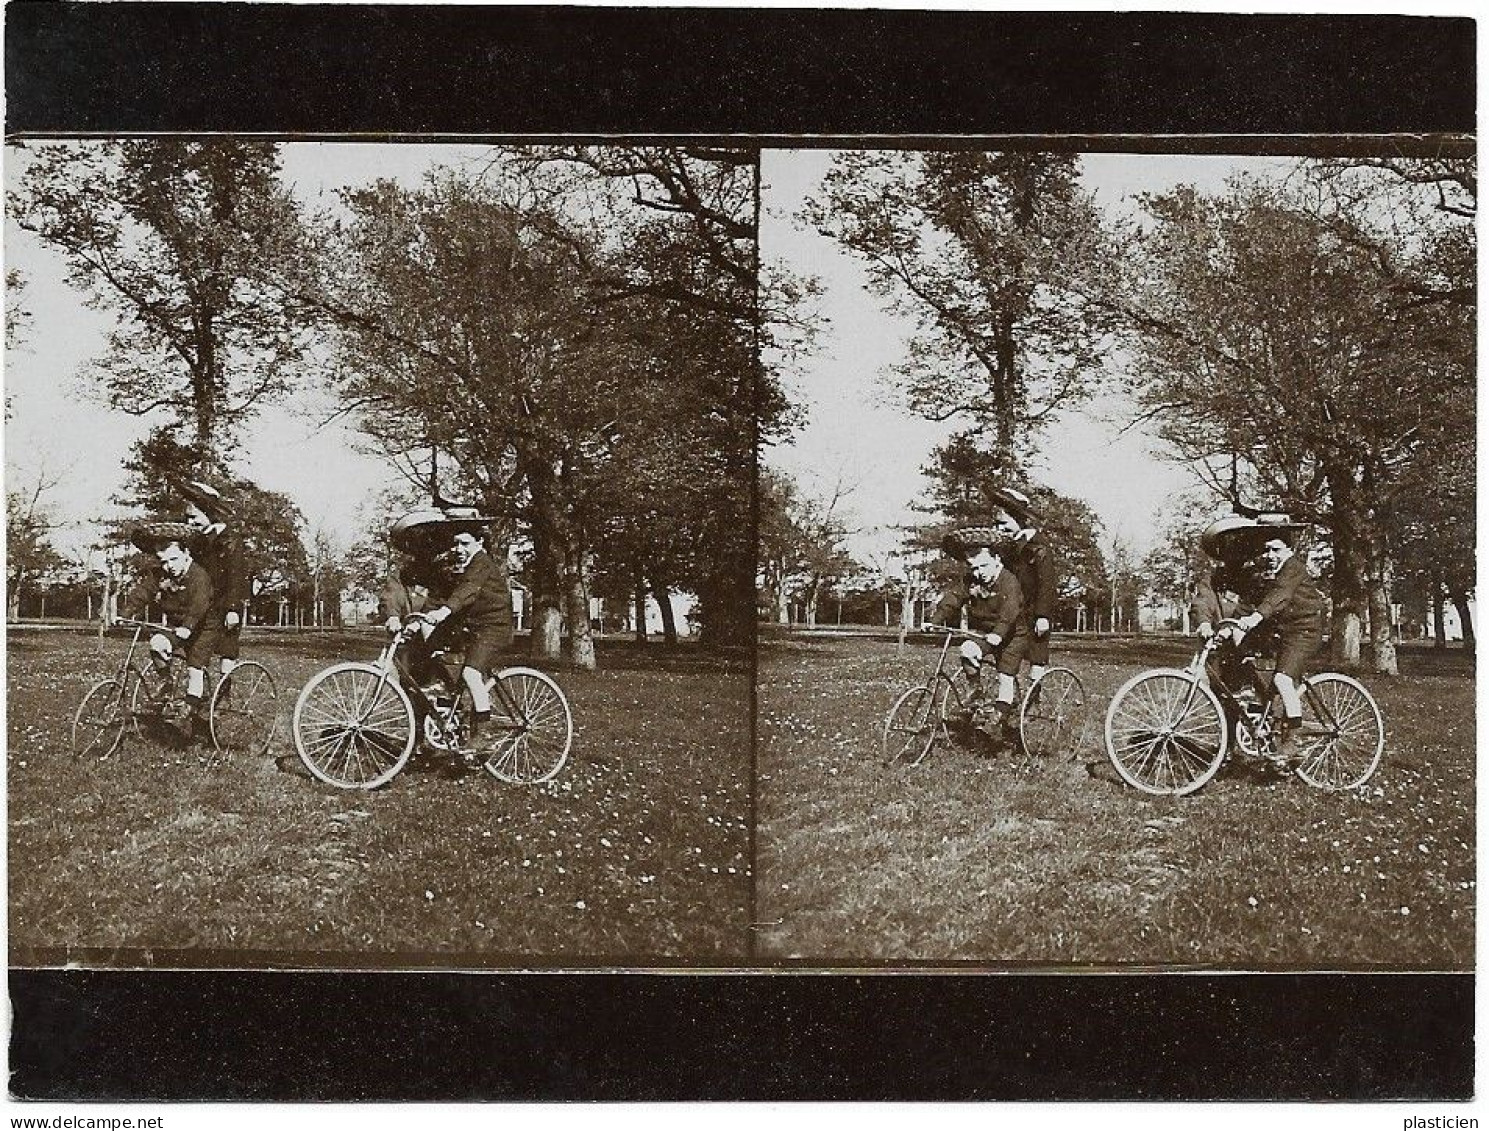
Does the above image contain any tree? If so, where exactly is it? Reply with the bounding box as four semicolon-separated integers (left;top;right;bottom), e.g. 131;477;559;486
6;469;65;621
302;147;769;666
10;139;312;457
517;145;780;647
1306;156;1476;654
802;151;1119;463
1139;494;1214;634
756;468;860;628
5;268;31;352
1122;170;1472;674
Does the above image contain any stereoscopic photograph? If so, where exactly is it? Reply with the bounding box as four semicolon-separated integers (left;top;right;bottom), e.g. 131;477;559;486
756;145;1475;969
5;140;757;965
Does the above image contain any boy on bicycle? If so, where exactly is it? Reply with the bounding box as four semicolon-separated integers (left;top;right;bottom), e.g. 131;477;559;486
928;526;1028;748
990;486;1058;691
123;524;217;744
419;512;513;761
1233;531;1325;761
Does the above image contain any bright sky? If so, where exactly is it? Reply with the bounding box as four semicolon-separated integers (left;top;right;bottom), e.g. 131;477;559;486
2;141;497;565
760;149;1299;567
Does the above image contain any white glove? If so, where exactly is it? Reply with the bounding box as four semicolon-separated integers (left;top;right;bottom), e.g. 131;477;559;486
224;611;241;629
1197;622;1214;640
1033;617;1050;638
984;632;1002;649
174;625;191;640
384;616;402;635
425;606;451;626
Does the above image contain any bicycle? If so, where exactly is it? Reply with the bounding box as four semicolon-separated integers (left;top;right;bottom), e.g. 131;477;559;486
1103;617;1385;796
881;624;1086;767
291;612;573;790
71;618;279;760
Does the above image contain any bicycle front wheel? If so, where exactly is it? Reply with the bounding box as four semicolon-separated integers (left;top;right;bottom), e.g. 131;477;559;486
210;660;280;757
882;684;938;766
1020;667;1086;762
478;667;573;784
1105;668;1227;796
1293;673;1385;790
73;678;129;759
292;662;416;789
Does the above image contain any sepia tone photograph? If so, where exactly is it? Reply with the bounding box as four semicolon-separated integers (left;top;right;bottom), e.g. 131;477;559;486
756;144;1475;968
5;140;757;966
3;3;1476;1107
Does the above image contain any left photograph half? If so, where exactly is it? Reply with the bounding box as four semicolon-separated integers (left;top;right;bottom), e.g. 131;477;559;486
5;141;757;967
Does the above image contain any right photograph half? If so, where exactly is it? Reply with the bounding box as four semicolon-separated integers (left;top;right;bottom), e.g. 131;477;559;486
755;144;1475;968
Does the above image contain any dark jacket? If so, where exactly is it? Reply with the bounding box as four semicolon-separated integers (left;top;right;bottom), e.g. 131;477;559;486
1006;530;1057;623
126;562;215;637
190;524;248;613
378;557;450;622
932;566;1023;640
441;549;512;630
1254;554;1325;632
1190;559;1263;629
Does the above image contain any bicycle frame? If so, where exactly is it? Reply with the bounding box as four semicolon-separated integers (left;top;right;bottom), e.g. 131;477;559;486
110;618;195;696
921;624;1028;694
374;618;539;746
1182;618;1351;751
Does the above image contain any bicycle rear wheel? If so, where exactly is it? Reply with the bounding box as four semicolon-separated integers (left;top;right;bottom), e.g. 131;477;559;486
477;667;573;784
73;678;129;759
1293;673;1385;790
1019;666;1086;761
210;660;279;757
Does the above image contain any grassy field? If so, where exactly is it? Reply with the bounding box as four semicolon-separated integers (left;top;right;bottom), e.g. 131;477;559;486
756;631;1474;968
8;628;750;966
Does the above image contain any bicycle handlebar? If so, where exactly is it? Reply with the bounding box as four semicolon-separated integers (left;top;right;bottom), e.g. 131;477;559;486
111;617;169;633
919;624;998;641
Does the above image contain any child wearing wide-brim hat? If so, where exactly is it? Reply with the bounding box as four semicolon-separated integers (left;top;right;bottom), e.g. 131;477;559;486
928;524;1029;749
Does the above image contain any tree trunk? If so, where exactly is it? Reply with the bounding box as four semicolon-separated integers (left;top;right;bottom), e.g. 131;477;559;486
804;585;819;629
1332;608;1363;668
1365;564;1398;675
527;468;565;663
563;547;596;671
1431;582;1446;650
652;578;678;645
1451;592;1475;654
776;584;790;625
1328;547;1365;668
898;588;917;650
633;571;648;643
698;543;755;649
